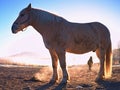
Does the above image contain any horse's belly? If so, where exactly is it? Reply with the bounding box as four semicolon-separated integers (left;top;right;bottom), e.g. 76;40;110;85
67;48;90;54
66;42;97;54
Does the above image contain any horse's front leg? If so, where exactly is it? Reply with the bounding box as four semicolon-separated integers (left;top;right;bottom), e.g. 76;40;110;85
49;50;59;83
56;50;69;83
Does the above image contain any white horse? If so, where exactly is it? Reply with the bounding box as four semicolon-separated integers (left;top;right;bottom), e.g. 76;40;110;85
12;4;112;83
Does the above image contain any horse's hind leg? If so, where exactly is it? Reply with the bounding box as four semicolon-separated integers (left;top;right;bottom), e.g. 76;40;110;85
95;48;106;81
56;50;69;83
49;50;59;83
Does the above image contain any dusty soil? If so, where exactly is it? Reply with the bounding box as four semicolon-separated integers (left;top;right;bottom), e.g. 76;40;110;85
0;64;120;90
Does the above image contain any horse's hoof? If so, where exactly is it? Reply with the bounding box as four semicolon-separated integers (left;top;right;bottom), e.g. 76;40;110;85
95;77;104;82
49;80;57;84
60;79;69;84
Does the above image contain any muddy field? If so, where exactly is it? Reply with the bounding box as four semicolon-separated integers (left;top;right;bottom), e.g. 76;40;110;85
0;64;120;90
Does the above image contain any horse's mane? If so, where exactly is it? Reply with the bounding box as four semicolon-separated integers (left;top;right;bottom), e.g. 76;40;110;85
31;8;67;23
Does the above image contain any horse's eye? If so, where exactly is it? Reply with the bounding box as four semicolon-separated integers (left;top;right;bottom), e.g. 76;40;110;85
20;14;24;17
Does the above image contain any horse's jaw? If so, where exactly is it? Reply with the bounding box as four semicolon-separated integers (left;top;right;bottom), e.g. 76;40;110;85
12;29;20;34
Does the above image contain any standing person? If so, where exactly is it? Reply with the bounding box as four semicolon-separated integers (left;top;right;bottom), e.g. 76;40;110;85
87;56;93;71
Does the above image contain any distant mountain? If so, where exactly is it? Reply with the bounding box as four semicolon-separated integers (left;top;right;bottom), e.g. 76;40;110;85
9;52;42;58
0;52;51;66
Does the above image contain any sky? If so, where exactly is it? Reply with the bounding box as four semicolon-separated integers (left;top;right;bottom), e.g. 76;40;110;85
0;0;120;65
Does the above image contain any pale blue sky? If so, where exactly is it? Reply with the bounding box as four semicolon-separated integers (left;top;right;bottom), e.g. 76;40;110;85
0;0;120;58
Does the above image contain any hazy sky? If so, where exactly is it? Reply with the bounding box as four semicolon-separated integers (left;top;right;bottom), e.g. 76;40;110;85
0;0;120;60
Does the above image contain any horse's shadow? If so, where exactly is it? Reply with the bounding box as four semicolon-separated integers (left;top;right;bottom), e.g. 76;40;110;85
35;82;55;90
36;81;67;90
24;77;67;90
96;79;120;90
25;78;120;90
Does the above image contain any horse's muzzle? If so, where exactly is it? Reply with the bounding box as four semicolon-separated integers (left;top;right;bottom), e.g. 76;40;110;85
11;24;18;34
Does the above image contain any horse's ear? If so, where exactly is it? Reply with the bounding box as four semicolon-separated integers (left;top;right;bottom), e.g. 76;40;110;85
26;3;31;11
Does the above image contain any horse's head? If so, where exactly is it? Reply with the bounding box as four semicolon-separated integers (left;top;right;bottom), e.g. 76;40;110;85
12;4;32;33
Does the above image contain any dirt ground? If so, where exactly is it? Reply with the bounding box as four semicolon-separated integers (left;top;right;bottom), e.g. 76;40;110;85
0;64;120;90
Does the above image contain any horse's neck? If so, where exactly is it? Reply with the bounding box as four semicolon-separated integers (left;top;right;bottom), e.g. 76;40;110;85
31;9;57;35
30;8;70;40
30;9;42;34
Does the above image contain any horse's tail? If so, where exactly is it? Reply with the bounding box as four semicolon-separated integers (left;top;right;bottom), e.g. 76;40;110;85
105;41;112;78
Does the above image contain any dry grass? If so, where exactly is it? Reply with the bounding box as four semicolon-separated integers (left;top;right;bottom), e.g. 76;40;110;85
0;63;120;90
